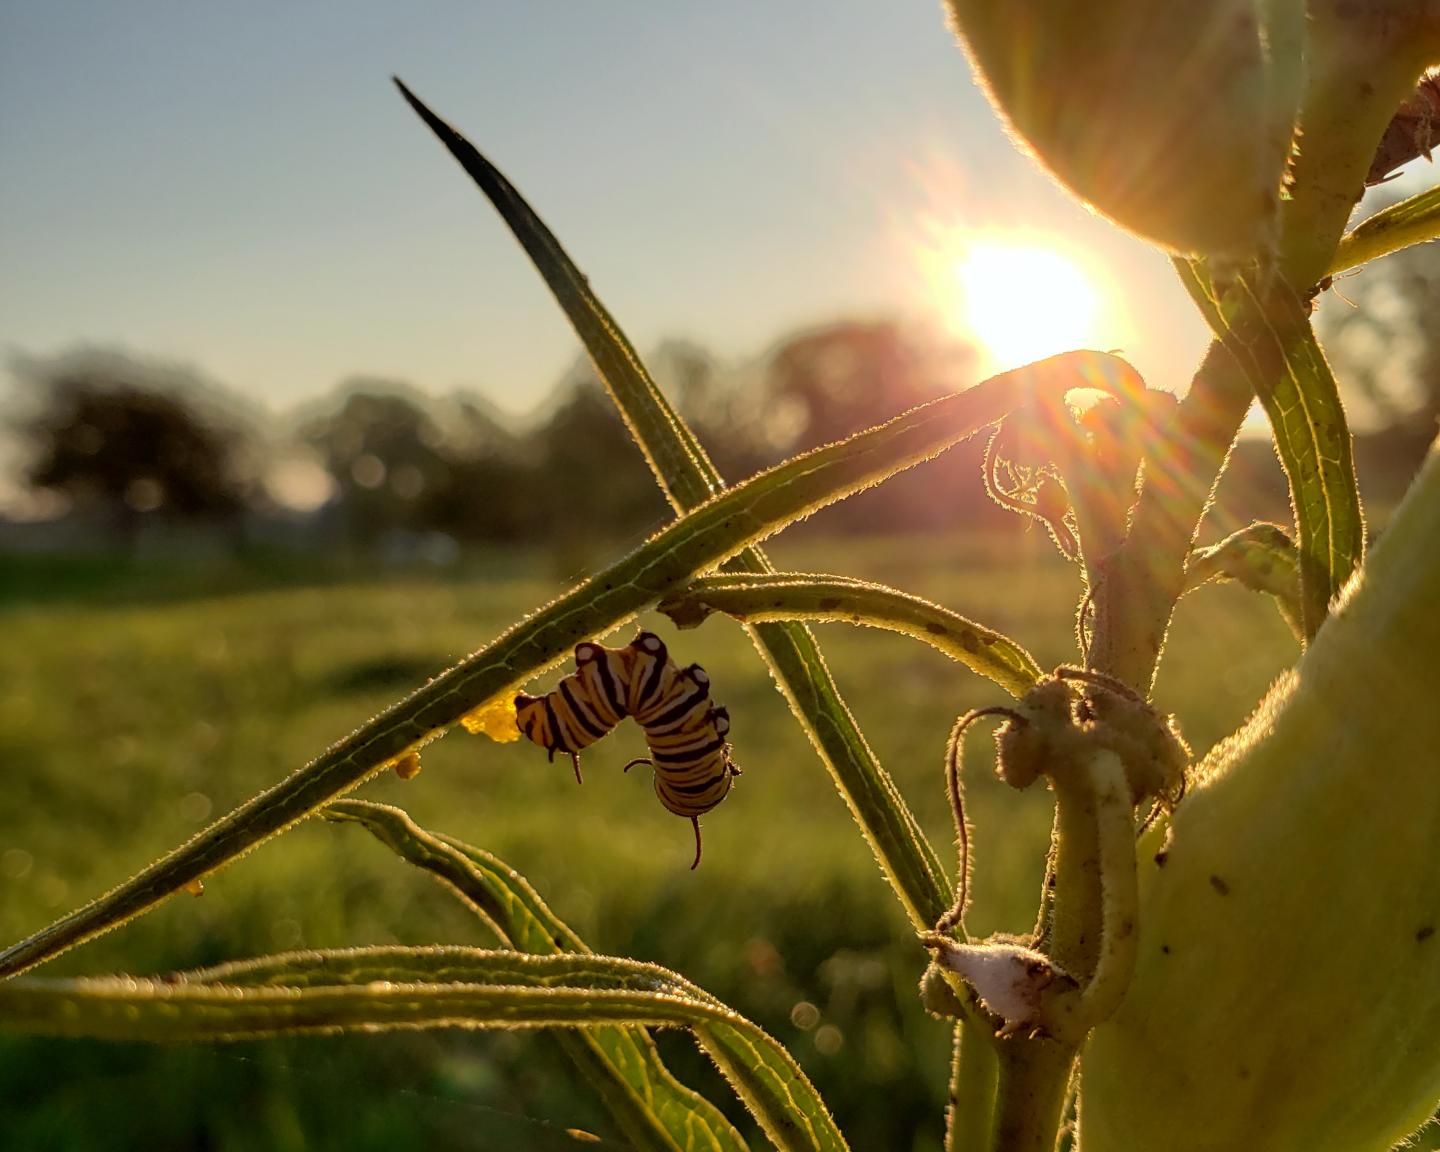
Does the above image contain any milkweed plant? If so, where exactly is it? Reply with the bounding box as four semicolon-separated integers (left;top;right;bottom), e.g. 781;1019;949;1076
6;3;1440;1149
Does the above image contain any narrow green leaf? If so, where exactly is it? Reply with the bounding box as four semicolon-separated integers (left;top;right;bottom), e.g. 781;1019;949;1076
0;353;1112;979
325;801;587;955
180;946;706;994
0;953;718;1036
0;950;848;1152
695;1017;846;1152
393;72;946;931
1330;185;1440;276
1183;522;1304;639
324;799;743;1152
391;78;1135;930
1211;280;1365;638
392;77;713;510
659;573;1043;698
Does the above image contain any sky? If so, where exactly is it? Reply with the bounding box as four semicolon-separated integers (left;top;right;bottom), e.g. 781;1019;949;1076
0;0;1222;421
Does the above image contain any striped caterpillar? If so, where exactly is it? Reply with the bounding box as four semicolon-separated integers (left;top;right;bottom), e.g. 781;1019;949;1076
513;631;739;868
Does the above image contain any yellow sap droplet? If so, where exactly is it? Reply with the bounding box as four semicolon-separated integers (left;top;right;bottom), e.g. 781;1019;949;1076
460;697;521;742
182;877;205;897
389;751;423;781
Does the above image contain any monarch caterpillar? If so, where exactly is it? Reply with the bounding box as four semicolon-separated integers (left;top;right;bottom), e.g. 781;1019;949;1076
513;631;739;868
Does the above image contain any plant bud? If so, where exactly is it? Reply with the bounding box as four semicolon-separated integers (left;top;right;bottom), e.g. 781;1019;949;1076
1081;443;1440;1151
945;0;1304;257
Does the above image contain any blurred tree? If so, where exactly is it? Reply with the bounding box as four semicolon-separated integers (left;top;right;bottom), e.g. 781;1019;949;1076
1321;242;1440;432
766;321;943;452
530;377;670;552
301;381;455;547
421;398;532;544
1317;192;1440;505
758;320;994;533
649;338;771;483
13;350;252;543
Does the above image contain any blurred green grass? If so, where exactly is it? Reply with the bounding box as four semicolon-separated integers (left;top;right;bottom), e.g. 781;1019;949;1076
0;533;1301;1151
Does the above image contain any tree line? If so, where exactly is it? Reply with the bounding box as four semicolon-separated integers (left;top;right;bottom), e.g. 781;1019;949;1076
9;264;1438;560
6;323;1023;555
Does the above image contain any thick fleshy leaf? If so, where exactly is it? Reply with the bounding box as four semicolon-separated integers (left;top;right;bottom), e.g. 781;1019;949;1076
0;949;849;1152
659;573;1043;698
324;800;742;1152
0;349;1127;979
1083;441;1440;1152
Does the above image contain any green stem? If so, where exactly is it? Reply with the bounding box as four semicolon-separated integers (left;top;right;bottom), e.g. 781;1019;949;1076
948;1019;999;1152
1088;340;1253;693
1006;346;1250;1152
990;1037;1075;1152
987;746;1139;1148
1045;769;1107;983
1278;13;1438;291
1070;752;1139;1032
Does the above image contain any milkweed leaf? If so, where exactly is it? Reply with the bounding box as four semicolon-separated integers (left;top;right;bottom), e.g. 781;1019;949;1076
1183;522;1304;640
0;949;848;1152
1207;279;1365;639
391;75;953;929
323;799;743;1152
0;351;1121;979
391;78;1139;931
659;573;1043;698
1330;185;1440;275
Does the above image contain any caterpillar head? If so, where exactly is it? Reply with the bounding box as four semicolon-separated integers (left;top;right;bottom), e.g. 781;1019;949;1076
631;631;668;660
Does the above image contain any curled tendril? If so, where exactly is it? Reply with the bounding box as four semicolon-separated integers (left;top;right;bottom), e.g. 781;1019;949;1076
934;706;1027;937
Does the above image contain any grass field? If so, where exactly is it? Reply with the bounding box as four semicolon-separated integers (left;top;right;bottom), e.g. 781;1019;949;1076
0;533;1305;1150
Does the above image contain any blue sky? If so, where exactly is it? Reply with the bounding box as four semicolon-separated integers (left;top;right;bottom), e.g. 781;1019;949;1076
0;1;1216;417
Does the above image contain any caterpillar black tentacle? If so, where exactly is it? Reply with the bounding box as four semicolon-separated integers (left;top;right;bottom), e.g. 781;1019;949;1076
514;631;739;868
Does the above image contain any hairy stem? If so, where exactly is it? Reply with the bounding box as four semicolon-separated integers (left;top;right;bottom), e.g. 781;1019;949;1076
1088;340;1253;693
1069;752;1140;1032
990;1037;1075;1152
947;1020;998;1152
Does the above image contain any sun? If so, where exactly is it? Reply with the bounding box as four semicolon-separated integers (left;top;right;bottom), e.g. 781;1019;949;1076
953;242;1103;367
915;227;1126;373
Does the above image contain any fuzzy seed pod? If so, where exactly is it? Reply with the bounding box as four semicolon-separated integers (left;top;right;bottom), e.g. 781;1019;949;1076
1081;442;1440;1151
945;0;1304;257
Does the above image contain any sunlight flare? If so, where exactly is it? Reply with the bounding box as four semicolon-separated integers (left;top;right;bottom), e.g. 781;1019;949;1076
954;242;1099;366
915;222;1129;373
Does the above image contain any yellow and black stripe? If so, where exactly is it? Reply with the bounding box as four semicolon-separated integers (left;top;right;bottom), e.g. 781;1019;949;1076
514;639;632;780
514;631;739;867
